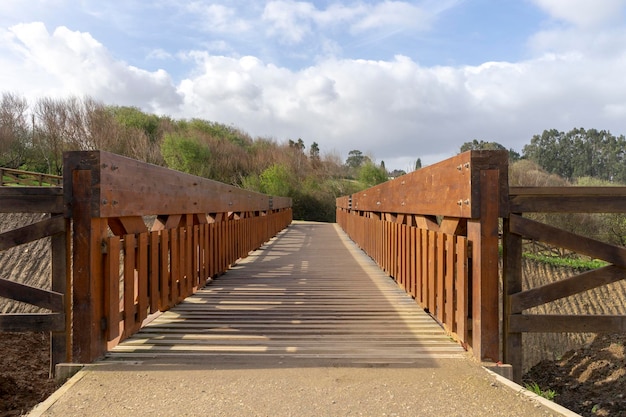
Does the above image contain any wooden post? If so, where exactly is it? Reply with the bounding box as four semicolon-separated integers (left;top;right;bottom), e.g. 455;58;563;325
50;217;70;375
467;169;501;362
503;216;523;381
67;169;108;362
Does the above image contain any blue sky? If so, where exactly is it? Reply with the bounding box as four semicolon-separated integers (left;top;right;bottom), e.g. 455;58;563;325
2;0;626;171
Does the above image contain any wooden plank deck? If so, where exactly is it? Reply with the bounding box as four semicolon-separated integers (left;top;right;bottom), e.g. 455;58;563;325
107;222;466;364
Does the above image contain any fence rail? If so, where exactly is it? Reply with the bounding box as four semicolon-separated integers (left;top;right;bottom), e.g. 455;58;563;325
338;151;626;382
0;151;292;372
0;167;63;187
337;150;509;362
63;151;292;362
503;186;626;381
0;186;69;374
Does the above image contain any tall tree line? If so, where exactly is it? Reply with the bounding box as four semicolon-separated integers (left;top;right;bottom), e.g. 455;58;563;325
0;93;389;221
523;128;626;183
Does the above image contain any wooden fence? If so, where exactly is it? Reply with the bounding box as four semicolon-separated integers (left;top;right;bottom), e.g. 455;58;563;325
1;167;63;187
0;150;292;369
504;187;626;381
337;150;509;363
337;150;626;382
0;186;69;373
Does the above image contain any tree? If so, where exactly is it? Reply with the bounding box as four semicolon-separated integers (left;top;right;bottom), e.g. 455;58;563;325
415;158;422;170
309;141;321;168
358;161;388;187
160;134;212;178
345;149;367;168
259;163;292;196
523;128;626;183
0;93;30;168
460;139;520;162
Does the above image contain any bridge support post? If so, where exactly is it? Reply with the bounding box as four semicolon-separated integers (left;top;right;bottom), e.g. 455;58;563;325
467;169;501;363
64;153;108;363
503;217;523;382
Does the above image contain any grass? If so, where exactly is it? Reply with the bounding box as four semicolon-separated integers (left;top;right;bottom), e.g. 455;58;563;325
522;252;608;270
525;381;558;401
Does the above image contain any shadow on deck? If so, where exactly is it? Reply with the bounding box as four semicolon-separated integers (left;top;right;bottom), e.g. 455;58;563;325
106;222;466;369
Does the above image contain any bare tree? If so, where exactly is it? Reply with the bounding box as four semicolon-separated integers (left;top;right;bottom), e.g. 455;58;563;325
0;92;30;168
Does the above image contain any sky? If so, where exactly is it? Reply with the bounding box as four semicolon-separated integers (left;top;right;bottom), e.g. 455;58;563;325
2;0;626;171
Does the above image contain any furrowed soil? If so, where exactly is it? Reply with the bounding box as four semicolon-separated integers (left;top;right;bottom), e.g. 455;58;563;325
524;333;626;417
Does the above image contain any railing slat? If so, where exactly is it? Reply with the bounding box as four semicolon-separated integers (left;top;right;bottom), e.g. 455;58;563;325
0;278;64;311
0;215;65;251
0;313;65;332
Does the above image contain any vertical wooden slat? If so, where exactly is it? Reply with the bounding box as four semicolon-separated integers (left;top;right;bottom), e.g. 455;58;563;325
170;228;180;305
420;229;428;306
104;236;121;342
436;232;445;322
193;225;199;289
427;230;436;313
137;232;149;327
149;231;159;313
445;234;455;332
410;226;417;299
159;229;170;310
208;222;215;278
185;226;193;296
456;237;468;343
123;234;136;337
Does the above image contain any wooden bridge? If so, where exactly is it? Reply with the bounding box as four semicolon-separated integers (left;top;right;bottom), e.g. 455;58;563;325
2;150;626;385
106;221;466;365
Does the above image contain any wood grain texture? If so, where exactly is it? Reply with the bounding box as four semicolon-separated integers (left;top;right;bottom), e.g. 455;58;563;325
346;150;508;218
64;150;289;217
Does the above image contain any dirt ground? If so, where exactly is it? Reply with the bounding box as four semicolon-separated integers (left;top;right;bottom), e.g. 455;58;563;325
1;331;625;416
524;332;626;417
0;332;58;417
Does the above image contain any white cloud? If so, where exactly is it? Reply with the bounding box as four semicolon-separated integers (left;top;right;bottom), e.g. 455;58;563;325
3;23;182;113
174;46;626;170
147;48;174;60
262;1;456;45
532;0;626;28
186;2;251;33
262;1;316;44
5;2;626;171
351;1;432;32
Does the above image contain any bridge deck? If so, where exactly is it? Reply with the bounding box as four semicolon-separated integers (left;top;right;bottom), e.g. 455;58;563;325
107;222;466;364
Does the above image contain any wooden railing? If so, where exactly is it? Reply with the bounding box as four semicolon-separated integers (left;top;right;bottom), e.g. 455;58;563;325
0;186;69;374
0;150;291;370
337;150;626;382
337;150;509;363
64;151;292;362
0;167;63;187
503;187;626;381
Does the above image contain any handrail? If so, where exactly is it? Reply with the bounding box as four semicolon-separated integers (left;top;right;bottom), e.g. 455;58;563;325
338;151;626;383
337;150;509;363
63;150;292;362
0;167;63;187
